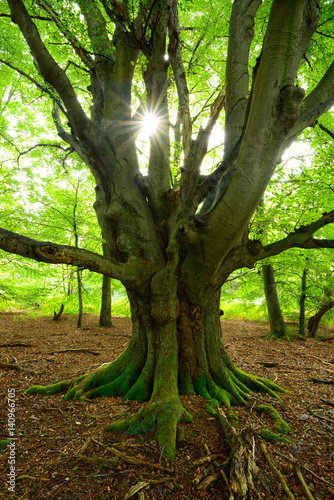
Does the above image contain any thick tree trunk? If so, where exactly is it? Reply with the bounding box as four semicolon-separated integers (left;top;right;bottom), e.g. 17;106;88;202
307;300;334;337
262;264;288;339
26;276;285;459
298;268;307;336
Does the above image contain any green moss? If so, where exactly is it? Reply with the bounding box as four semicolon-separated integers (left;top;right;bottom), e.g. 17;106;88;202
204;403;216;416
178;371;196;395
255;404;290;434
227;410;239;428
176;425;185;442
260;428;292;444
0;440;8;450
106;396;189;461
25;380;72;395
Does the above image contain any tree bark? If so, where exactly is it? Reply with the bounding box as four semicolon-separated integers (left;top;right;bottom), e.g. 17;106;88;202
27;277;285;459
99;243;112;327
298;268;308;336
262;264;288;339
308;300;334;337
76;268;83;328
99;275;112;327
4;0;331;462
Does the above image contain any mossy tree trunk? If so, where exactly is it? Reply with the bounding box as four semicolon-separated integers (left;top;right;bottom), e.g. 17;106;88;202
262;264;288;339
2;0;334;460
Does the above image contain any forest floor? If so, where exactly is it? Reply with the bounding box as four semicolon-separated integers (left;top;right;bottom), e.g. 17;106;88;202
0;313;333;500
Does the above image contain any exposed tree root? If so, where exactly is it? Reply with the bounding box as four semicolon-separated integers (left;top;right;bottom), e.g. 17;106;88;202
106;396;193;460
25;348;288;460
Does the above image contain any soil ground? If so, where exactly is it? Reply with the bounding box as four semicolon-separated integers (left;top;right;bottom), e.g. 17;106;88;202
0;313;333;500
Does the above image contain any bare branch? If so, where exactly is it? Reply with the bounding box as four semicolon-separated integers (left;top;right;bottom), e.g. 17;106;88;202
318;122;334;139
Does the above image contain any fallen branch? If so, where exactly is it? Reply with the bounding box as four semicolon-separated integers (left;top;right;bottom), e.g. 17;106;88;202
44;348;101;356
320;399;334;408
0;342;33;347
294;464;315;500
260;441;295;500
275;451;334;489
124;478;171;500
16;474;49;482
309;411;334;424
197;471;220;490
0;361;35;374
217;408;258;498
294;352;334;372
308;378;334;385
77;454;119;468
193;453;223;466
108;447;172;472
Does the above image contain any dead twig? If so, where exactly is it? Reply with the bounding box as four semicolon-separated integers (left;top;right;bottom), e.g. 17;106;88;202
108;447;172;472
0;361;35;374
320;399;334;408
0;341;33;347
193;453;223;466
77;454;119;468
260;441;296;500
309;411;334;424
294;352;334;374
44;348;101;356
197;471;220;490
308;378;334;385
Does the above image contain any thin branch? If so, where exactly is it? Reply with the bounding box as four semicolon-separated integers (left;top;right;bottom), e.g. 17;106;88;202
318;122;334;139
0;58;67;117
35;0;95;69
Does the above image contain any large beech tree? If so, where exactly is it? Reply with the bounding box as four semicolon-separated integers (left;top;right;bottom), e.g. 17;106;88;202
1;0;334;459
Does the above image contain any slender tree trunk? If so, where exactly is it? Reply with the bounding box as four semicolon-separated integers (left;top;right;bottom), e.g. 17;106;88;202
308;300;334;337
76;268;83;328
298;268;307;336
99;243;112;327
262;264;288;339
99;275;112;327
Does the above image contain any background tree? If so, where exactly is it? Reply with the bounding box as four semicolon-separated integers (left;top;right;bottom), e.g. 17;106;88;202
262;263;288;339
0;0;334;463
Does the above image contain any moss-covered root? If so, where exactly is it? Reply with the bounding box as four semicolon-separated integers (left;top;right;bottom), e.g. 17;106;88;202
265;330;290;341
232;366;291;400
25;380;72;396
105;397;193;460
25;349;148;402
255;404;290;434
